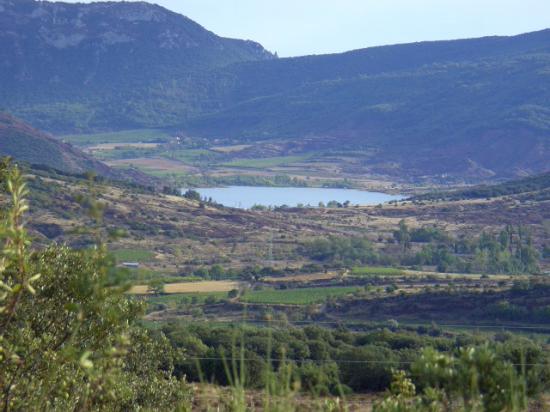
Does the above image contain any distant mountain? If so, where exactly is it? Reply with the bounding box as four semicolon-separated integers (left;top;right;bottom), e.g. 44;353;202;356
0;0;274;131
186;29;550;180
0;112;152;183
0;0;548;180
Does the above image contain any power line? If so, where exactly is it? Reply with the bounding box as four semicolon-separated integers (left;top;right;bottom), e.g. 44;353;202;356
182;356;547;368
155;317;550;331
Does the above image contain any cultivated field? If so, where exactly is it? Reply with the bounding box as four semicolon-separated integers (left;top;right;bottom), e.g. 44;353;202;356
129;280;243;295
241;286;361;305
61;129;171;145
84;143;161;153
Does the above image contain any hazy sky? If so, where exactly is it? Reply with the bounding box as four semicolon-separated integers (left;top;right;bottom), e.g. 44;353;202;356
61;0;550;57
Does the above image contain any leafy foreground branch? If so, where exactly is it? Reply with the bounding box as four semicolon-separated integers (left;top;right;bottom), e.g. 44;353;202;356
0;166;188;411
0;164;546;411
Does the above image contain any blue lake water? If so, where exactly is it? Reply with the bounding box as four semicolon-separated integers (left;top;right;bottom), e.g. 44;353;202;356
186;186;403;209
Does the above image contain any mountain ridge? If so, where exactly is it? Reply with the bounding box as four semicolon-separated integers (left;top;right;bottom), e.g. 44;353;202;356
183;28;550;179
0;0;548;180
0;0;274;130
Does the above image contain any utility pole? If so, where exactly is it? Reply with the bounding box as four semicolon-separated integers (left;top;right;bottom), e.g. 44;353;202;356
267;231;273;264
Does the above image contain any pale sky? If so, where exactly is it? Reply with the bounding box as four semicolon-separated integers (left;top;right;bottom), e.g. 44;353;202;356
60;0;550;57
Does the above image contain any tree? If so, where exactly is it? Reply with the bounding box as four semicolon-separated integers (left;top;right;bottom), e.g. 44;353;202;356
375;345;529;412
148;278;165;295
183;189;201;201
0;164;189;411
210;264;225;279
393;220;411;252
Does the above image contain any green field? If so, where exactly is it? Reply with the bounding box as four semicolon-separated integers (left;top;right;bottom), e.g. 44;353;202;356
351;266;404;276
147;291;229;306
60;129;171;145
221;155;311;169
160;149;221;165
146;170;189;178
95;148;160;161
113;248;156;263
241;286;360;305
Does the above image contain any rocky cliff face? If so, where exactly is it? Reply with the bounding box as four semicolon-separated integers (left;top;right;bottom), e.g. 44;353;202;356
0;0;274;131
1;0;271;54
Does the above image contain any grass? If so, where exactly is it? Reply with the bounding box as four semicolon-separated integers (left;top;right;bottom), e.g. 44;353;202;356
241;286;360;305
113;248;156;263
93;148;158;161
146;291;230;306
160;149;221;165
147;170;190;178
351;266;404;276
221;155;312;169
116;268;194;285
60;129;171;145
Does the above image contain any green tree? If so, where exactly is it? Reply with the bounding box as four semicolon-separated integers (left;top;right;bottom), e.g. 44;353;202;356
148;278;165;295
394;220;411;253
376;345;530;411
0;164;189;411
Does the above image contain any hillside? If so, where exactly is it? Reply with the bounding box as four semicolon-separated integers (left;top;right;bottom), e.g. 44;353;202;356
0;0;548;180
413;171;550;201
2;157;549;409
185;30;550;180
0;0;274;131
0;112;153;183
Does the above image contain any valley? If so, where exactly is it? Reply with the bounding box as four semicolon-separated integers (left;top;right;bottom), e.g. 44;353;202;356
23;166;550;306
60;128;411;191
4;120;549;409
0;0;549;410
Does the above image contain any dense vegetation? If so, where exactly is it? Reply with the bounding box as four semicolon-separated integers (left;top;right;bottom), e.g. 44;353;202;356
333;280;550;325
300;236;380;266
0;164;188;410
159;321;550;402
301;221;543;275
413;172;550;201
1;163;549;410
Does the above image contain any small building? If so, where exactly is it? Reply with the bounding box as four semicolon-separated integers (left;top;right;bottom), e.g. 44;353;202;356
121;262;140;269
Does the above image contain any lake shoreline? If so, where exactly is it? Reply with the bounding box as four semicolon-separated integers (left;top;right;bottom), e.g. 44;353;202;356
182;186;404;209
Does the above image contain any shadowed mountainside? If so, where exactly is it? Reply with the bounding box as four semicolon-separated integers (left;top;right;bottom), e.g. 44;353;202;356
186;29;550;179
0;112;155;184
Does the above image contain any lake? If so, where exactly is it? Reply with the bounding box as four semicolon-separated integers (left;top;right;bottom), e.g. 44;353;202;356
185;186;402;209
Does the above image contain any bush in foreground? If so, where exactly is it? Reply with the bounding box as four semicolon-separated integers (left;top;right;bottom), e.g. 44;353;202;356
0;166;189;411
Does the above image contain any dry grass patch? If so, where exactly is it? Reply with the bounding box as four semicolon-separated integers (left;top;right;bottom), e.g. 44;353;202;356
210;144;252;153
128;280;243;295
